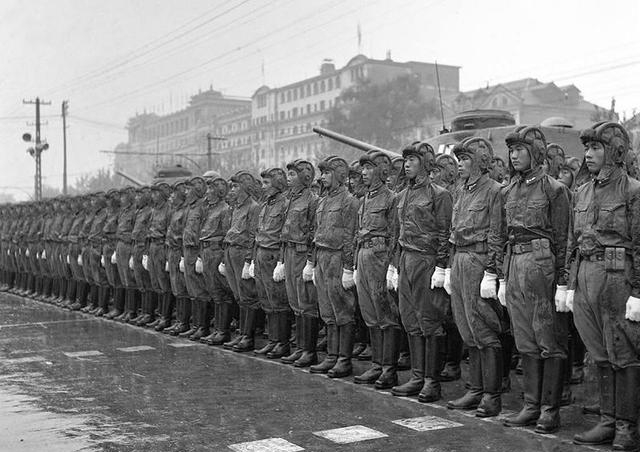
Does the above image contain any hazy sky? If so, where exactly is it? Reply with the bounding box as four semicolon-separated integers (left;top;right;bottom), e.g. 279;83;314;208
1;0;638;200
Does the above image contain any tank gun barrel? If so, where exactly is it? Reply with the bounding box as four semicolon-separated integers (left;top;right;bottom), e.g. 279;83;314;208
312;126;400;158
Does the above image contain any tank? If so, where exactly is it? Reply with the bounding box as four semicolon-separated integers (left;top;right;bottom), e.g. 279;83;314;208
152;164;193;183
426;109;583;163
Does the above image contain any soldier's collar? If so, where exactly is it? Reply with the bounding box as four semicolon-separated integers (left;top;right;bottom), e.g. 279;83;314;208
367;181;385;197
517;167;543;185
327;185;346;197
594;165;622;185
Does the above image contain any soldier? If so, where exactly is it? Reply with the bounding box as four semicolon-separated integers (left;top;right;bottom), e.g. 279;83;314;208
432;154;458;192
73;195;96;310
222;171;260;352
180;177;209;339
491;157;507;185
199;176;234;345
309;156;359;378
103;190;125;319
352;151;400;389
163;180;190;335
130;186;155;326
390;142;452;403
568;122;640;449
146;182;173;331
546;143;566;179
500;126;570;434
279;159;319;367
113;187;137;321
84;192;110;315
444;137;506;417
65;196;87;308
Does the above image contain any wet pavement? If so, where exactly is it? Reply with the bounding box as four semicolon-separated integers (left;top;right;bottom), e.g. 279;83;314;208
0;293;608;452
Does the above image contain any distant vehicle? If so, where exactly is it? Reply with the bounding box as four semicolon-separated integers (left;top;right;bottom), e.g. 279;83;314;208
425;109;583;162
152;164;193;183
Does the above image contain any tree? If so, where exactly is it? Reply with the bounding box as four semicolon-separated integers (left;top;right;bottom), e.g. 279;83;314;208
69;168;126;195
325;74;438;161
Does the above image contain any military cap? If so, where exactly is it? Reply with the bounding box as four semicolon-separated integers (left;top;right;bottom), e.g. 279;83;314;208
505;126;547;165
580;121;629;165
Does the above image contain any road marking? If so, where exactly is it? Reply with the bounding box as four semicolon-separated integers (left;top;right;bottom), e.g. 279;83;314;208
3;356;46;364
63;350;103;358
313;425;388;444
392;415;463;432
116;345;155;352
0;319;97;329
228;437;304;452
168;342;196;348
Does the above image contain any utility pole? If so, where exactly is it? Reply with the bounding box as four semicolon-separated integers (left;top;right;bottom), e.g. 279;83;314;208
206;133;226;170
23;97;51;201
62;100;68;195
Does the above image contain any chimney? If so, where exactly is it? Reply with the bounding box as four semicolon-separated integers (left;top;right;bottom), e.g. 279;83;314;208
320;58;336;75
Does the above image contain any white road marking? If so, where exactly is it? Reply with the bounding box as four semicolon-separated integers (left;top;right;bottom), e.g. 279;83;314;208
392;415;463;432
0;319;97;329
313;425;388;444
3;356;46;364
63;350;103;358
228;437;304;452
116;345;155;352
168;342;196;348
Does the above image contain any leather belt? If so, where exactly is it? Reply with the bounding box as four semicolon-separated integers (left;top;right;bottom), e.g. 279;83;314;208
511;242;533;254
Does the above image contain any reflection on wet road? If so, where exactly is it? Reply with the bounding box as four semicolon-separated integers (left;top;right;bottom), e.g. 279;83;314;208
0;293;604;451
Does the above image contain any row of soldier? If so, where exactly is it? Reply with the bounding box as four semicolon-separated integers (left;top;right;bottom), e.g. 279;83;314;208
1;119;638;450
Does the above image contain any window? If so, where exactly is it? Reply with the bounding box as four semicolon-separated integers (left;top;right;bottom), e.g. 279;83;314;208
320;100;325;110
313;82;318;95
328;78;333;90
320;80;325;92
306;84;311;96
293;89;298;101
280;111;285;120
293;107;298;117
336;76;341;88
307;104;311;114
287;91;292;102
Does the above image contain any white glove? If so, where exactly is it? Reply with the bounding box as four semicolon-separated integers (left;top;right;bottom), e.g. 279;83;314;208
248;260;255;278
480;272;498;299
566;289;575;312
6;249;9;256
77;254;83;266
554;285;569;312
273;261;285;282
498;279;507;307
100;255;105;268
353;269;358;286
111;251;117;264
66;255;70;264
625;296;640;322
242;262;252;279
179;257;185;273
25;248;30;257
302;260;314;282
444;268;452;295
165;260;169;272
430;266;446;289
36;252;40;260
142;255;149;271
386;265;398;291
312;268;317;286
342;269;355;290
128;255;134;270
218;262;226;276
42;249;46;260
195;257;203;274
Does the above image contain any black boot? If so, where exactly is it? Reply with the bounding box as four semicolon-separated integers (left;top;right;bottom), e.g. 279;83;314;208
255;313;277;355
574;364;615;445
419;334;446;403
504;355;543;427
375;327;400;389
107;288;125;319
93;286;109;316
392;335;425;397
294;316;318;367
612;367;640;451
190;300;211;341
535;357;564;434
328;322;354;378
126;290;142;324
179;299;198;337
267;311;291;359
447;347;483;410
354;327;382;384
173;297;193;336
310;324;338;374
209;303;232;345
500;332;515;393
155;293;174;331
441;321;463;382
476;347;503;418
281;315;304;364
224;306;244;349
397;331;411;370
233;308;257;352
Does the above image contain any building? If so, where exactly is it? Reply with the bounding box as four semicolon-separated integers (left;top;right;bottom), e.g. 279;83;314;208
448;78;603;130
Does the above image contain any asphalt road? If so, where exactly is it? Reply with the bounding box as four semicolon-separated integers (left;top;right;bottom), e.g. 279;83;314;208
0;293;607;452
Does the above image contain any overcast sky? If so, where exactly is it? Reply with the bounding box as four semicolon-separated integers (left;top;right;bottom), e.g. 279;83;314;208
1;0;638;200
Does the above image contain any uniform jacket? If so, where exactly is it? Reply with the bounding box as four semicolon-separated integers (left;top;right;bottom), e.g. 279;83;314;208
256;191;287;250
281;185;317;259
101;207;119;244
132;205;153;246
148;202;170;242
166;205;187;250
116;205;136;243
356;182;397;257
224;192;260;261
199;198;231;245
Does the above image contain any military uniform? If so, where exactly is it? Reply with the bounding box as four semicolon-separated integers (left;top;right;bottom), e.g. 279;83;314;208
130;188;154;325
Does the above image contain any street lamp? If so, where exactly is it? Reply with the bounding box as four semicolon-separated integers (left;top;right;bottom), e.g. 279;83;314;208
22;132;48;200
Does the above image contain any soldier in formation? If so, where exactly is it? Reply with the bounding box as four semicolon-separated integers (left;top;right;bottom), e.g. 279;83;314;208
1;119;639;450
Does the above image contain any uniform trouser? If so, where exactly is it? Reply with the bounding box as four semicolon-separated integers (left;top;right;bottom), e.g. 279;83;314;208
315;248;355;326
356;247;400;330
132;244;152;291
89;245;108;286
505;252;567;359
81;246;93;283
69;244;83;280
28;251;39;276
255;247;289;314
224;246;259;309
103;243;122;289
168;247;188;298
398;249;448;337
283;244;318;317
148;243;171;293
115;241;135;289
202;246;233;304
450;250;503;349
574;259;640;368
183;246;208;300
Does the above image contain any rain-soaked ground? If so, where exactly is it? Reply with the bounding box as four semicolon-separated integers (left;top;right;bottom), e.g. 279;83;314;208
0;292;608;452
